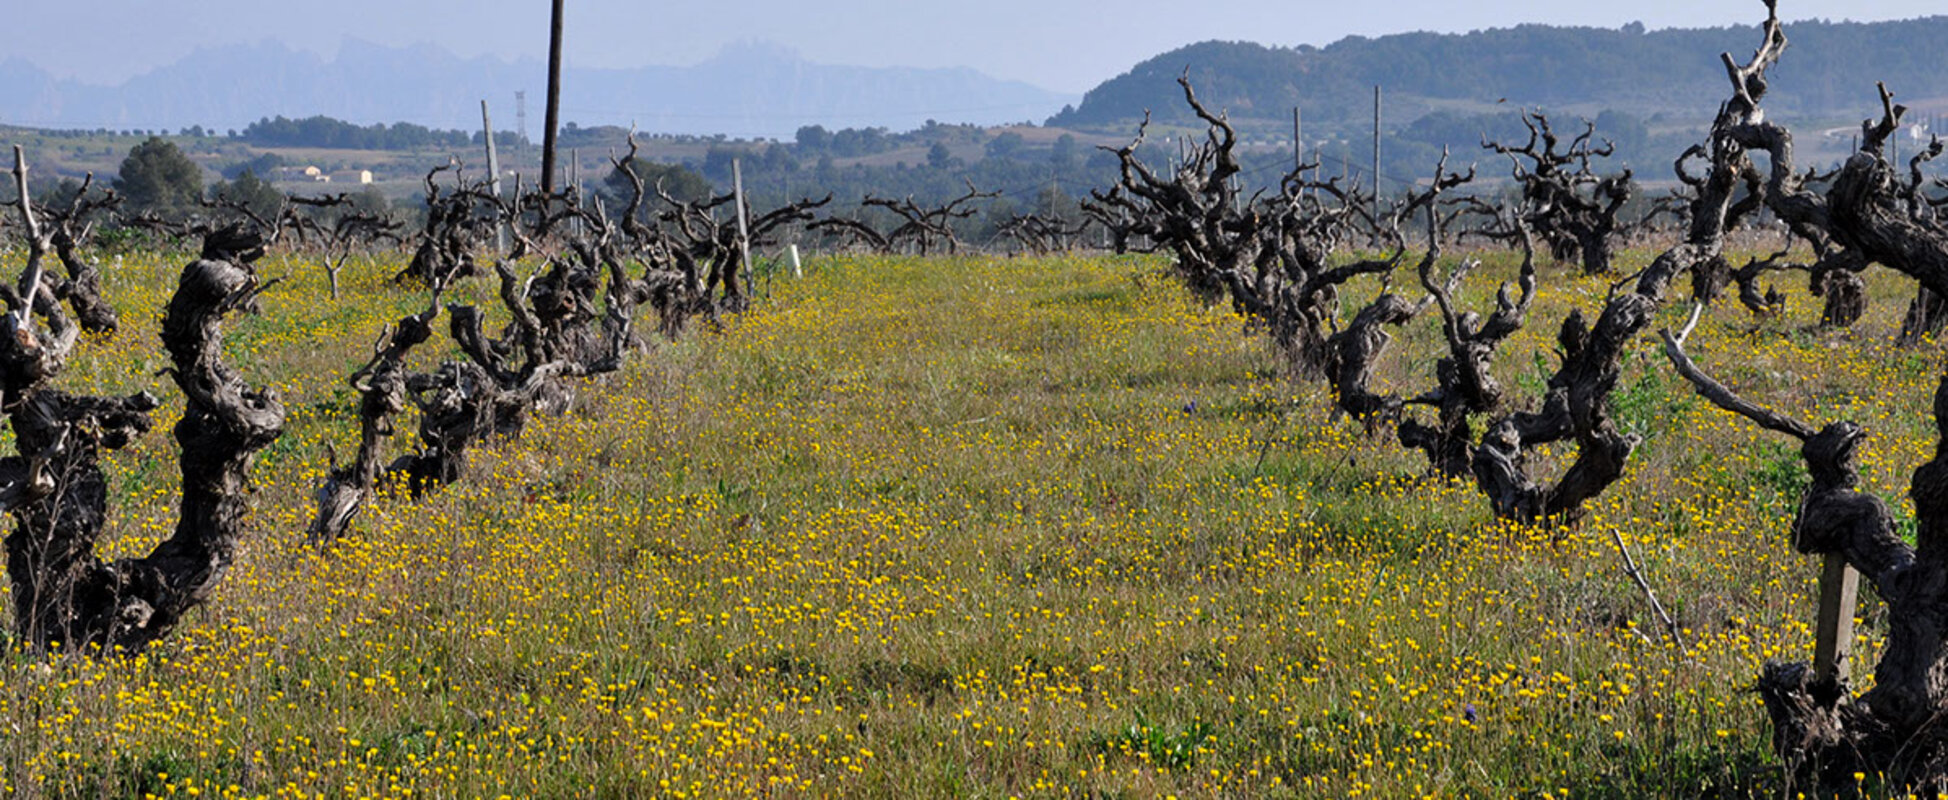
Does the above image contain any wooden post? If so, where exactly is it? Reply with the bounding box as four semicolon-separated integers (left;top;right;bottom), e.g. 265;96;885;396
480;100;507;253
732;158;752;281
1813;554;1860;683
570;147;581;235
540;0;565;195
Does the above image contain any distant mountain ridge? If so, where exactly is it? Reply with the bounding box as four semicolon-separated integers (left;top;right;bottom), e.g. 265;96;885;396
1049;17;1948;134
0;40;1078;139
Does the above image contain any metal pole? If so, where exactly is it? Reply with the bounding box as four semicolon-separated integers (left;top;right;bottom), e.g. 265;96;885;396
540;0;565;195
480;100;507;253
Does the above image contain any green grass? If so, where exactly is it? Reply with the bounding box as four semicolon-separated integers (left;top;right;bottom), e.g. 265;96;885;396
0;246;1937;797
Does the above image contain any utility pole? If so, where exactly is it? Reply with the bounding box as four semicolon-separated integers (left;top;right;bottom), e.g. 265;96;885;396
481;100;507;253
1371;85;1386;228
540;0;565;195
1293;106;1303;172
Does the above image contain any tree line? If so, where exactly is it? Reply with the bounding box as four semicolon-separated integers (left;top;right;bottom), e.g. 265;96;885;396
240;115;529;152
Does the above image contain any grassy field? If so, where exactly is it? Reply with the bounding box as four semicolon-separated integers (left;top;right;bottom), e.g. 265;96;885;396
0;245;1936;797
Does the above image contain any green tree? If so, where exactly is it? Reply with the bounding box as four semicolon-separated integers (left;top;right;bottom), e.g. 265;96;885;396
604;157;712;211
1033;185;1081;223
795;125;832;152
223;151;286;180
927;142;955;170
208;169;285;224
115;136;204;218
984;131;1027;161
349;185;390;216
1593;109;1650;165
1050;134;1080;169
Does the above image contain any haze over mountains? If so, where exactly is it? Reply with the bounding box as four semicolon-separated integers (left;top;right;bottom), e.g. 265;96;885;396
5;15;1948;145
0;40;1077;140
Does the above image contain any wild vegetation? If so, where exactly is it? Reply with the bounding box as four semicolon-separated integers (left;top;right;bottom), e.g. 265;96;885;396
0;235;1935;796
8;0;1948;796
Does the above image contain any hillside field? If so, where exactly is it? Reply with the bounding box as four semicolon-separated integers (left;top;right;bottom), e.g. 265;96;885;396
0;247;1934;797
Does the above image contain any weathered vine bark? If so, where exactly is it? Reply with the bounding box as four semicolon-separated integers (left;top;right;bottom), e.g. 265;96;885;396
398;164;485;287
1483;112;1635;275
1900;286;1948;346
1803;246;1869;328
309;299;442;543
1401;214;1536;479
1102;76;1419;381
1469;294;1651;523
1662;306;1948;791
1326;293;1423;432
1888;136;1948;348
1647;1;1948;789
3;145;283;653
1324;156;1476;448
1457;0;1794;525
41;173;122;335
1730;249;1794;319
859;183;997;256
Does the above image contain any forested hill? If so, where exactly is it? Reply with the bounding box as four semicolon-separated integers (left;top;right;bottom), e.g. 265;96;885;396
1048;17;1948;133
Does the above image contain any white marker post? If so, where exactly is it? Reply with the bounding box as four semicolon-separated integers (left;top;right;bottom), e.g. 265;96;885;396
480;100;507;253
732;158;752;283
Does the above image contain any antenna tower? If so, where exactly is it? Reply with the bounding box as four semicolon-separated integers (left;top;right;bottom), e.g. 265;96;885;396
515;91;529;147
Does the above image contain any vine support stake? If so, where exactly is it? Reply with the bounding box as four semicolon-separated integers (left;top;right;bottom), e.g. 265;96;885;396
1813;554;1859;684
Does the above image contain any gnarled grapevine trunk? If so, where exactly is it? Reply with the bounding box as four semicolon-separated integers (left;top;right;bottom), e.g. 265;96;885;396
1455;0;1789;525
1665;310;1948;791
1482;112;1634;276
3;148;283;653
1673;1;1948;790
1101;77;1424;382
1401;216;1536;480
1469;296;1650;523
312;136;768;539
1900;285;1948;346
310;301;441;543
1325;293;1422;431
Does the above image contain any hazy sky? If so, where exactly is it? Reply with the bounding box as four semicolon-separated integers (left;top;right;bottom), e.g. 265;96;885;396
10;1;1943;93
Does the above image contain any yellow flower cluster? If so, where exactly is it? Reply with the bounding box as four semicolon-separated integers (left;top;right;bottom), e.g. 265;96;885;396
0;247;1931;796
